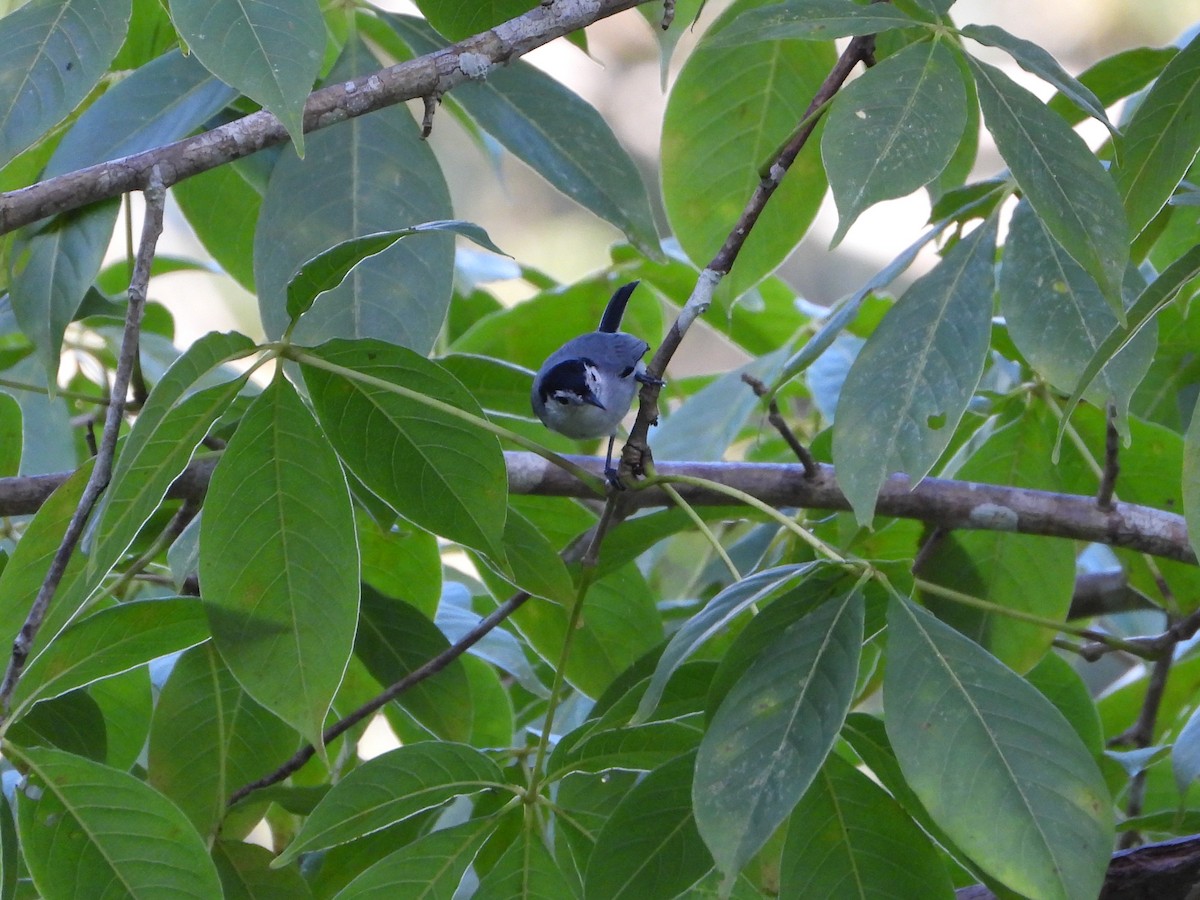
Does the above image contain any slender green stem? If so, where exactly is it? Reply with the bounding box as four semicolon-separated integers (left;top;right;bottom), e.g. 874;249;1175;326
285;346;605;492
0;378;111;405
650;472;849;565
659;481;740;580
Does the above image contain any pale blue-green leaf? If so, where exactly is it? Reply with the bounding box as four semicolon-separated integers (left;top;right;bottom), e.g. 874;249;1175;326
807;333;863;420
962;24;1115;134
46;48;239;177
255;38;453;350
11;597;208;716
149;645;297;839
388;15;659;259
885;598;1114;900
663;0;833;295
436;587;547;697
1059;243;1200;444
14;745;223;899
635;564;822;723
1000;199;1154;423
968;57;1127;313
833;216;997;524
300;339;508;562
170;0;324;154
9;200;117;384
0;0;131;167
276;743;506;864
780;753;954;899
332;818;494;900
709;0;921;46
1113;31;1200;237
286;222;506;323
825;40;966;245
586;751;711;900
1173;701;1200;794
694;590;863;876
199;377;359;748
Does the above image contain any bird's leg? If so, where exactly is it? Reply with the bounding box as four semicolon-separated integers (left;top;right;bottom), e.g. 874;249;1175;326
604;434;624;488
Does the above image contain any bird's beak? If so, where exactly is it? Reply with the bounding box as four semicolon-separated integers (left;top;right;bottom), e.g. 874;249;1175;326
584;392;605;410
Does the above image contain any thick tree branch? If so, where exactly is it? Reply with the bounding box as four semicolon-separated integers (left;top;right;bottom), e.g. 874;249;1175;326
0;0;651;234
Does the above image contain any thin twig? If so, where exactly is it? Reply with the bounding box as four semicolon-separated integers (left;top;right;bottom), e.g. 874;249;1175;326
1114;649;1173;849
618;33;877;481
228;589;533;806
1098;401;1119;510
741;373;818;478
0;173;166;716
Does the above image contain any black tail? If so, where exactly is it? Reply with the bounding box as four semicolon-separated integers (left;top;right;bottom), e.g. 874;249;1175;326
598;281;640;334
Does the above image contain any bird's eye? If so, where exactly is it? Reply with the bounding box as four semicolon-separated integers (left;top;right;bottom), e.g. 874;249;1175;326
556;396;570;405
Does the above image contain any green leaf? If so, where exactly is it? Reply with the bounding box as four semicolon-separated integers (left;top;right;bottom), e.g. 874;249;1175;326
45;49;239;178
824;39;967;245
710;0;921;45
833;215;998;524
286;222;505;323
92;332;257;580
300;339;508;561
885;597;1114;900
173;164;262;292
199;376;359;748
149;645;297;839
0;791;15;900
254;38;453;350
473;506;576;606
14;745;223;899
8;689;107;760
636;563;822;722
89;666;152;771
511;564;662;699
357;513;441;618
694;589;863;877
409;0;531;41
961;24;1115;133
663;0;833;295
1026;652;1104;758
213;841;313;900
0;389;21;477
331;818;494;899
10;597;209;716
968;56;1128;312
9;200;118;384
0;0;131;168
1113;32;1200;238
388;15;658;259
548;720;702;780
355;586;473;742
1047;46;1178;127
170;0;324;154
780;753;954;899
1183;392;1200;565
585;750;711;900
1060;243;1200;439
1000;199;1154;420
276;742;507;865
475;827;579;899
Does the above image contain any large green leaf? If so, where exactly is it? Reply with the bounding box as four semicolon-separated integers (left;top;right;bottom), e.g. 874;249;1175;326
300;339;508;561
149;645;297;839
14;746;223;899
0;0;131;168
636;563;822;722
7;689;107;760
276;742;507;865
10;597;209;717
475;827;579;899
1000;199;1154;419
89;666;152;771
254;38;453;350
170;0;324;154
885;598;1114;900
0;393;20;478
199;376;359;748
662;0;833;295
833;215;997;524
780;753;954;899
693;589;863;878
585;750;712;900
409;0;530;41
331;818;494;899
173;163;262;292
968;57;1128;312
1113;32;1200;238
472;506;576;607
355;586;473;742
1183;392;1200;564
388;15;659;259
213;841;313;900
824;39;966;244
710;0;921;45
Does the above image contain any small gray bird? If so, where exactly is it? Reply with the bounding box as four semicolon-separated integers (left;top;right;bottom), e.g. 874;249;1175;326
531;281;658;478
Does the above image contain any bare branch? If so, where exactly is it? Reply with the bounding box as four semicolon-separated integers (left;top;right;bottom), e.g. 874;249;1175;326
0;173;167;715
0;0;652;234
